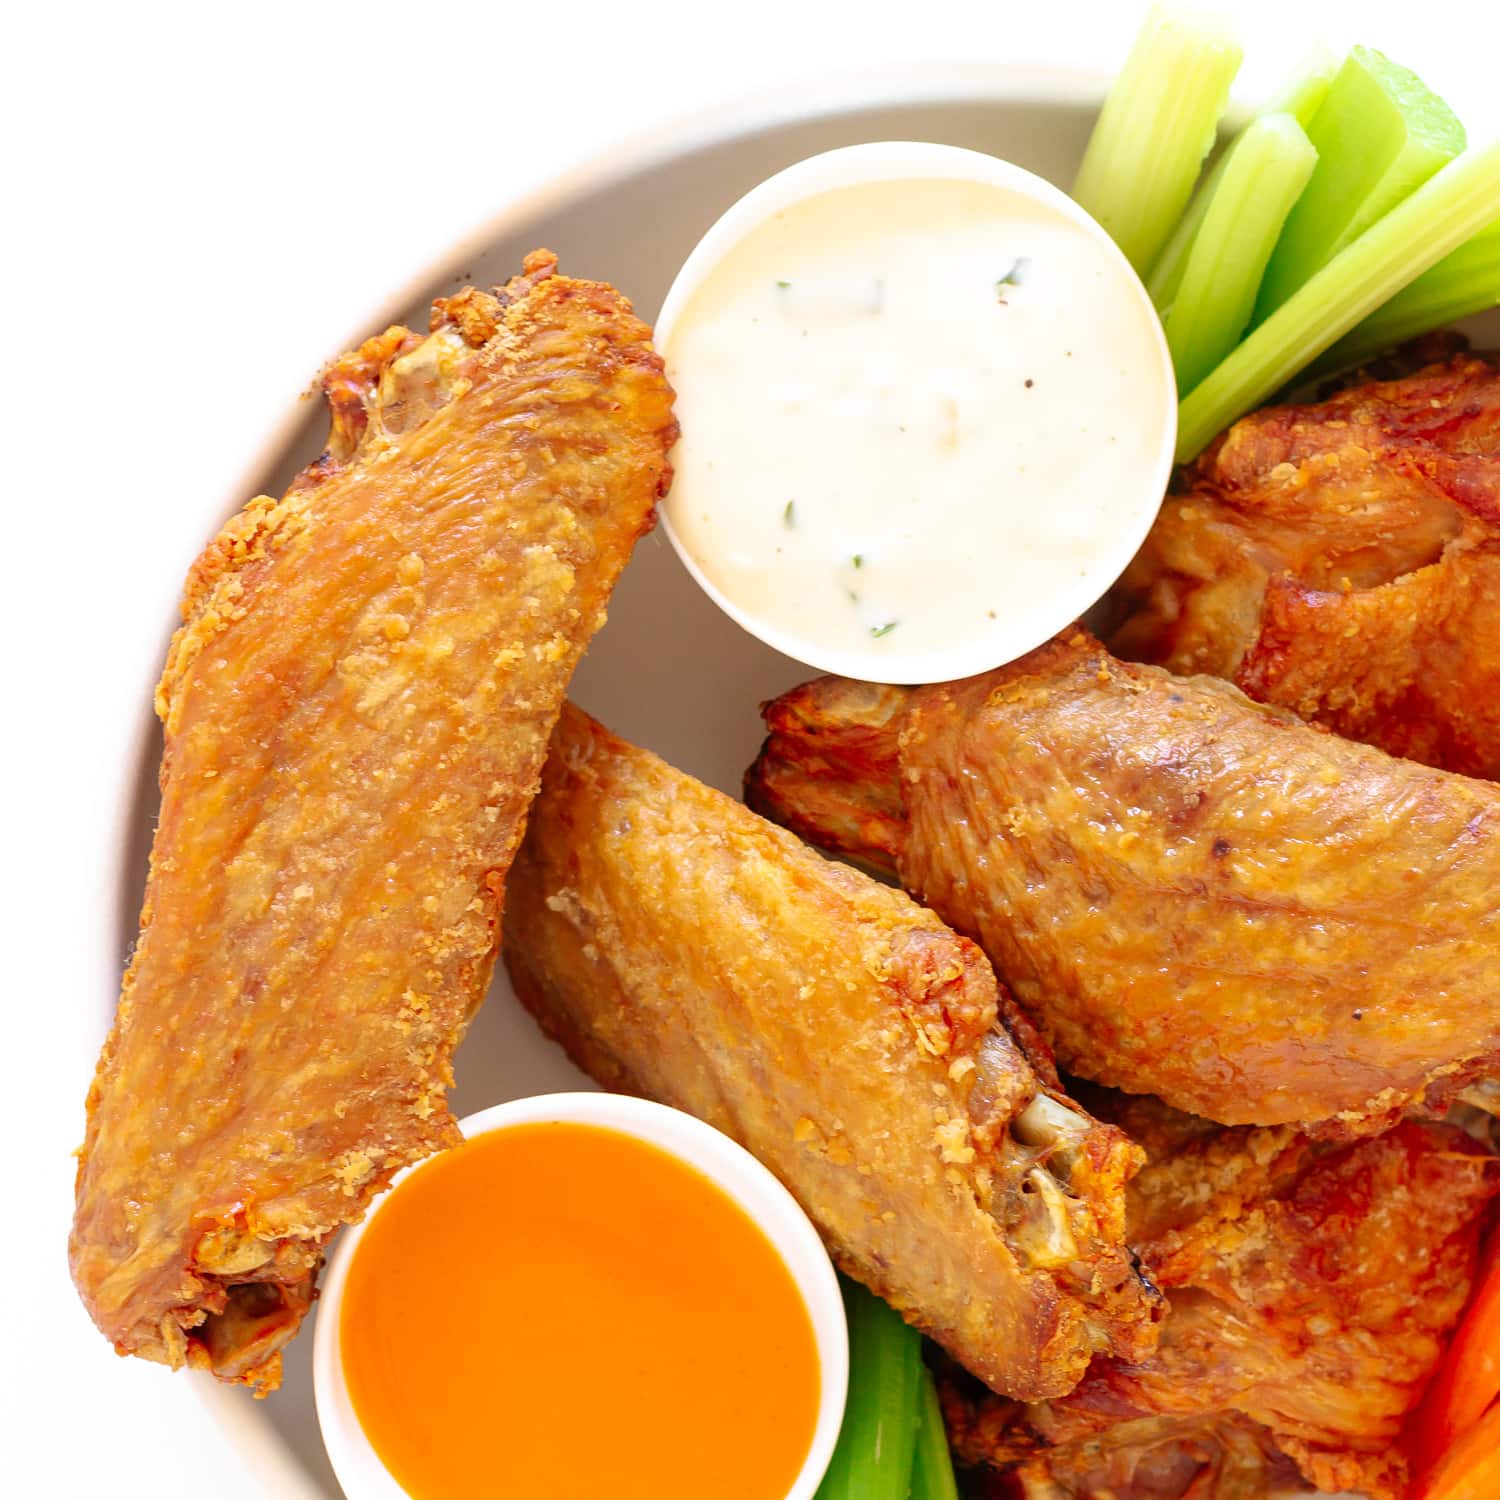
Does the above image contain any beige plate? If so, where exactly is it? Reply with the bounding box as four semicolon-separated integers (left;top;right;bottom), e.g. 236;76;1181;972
111;63;1498;1499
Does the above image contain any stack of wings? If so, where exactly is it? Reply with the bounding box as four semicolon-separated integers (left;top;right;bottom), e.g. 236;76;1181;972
943;1097;1495;1500
75;271;1499;1500
731;344;1500;1497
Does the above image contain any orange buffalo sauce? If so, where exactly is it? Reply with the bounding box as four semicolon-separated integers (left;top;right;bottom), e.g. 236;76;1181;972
340;1121;821;1500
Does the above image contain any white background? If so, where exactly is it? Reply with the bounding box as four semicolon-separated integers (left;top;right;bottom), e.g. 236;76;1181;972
5;1;1494;1493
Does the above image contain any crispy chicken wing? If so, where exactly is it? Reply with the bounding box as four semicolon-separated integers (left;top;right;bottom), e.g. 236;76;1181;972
944;1097;1500;1500
502;705;1161;1402
747;631;1500;1132
70;253;677;1391
1109;350;1500;778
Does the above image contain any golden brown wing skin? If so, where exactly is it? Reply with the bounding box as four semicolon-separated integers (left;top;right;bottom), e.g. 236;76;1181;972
748;631;1500;1131
70;253;677;1391
943;1106;1500;1500
1109;352;1500;778
959;1413;1304;1500
503;704;1161;1402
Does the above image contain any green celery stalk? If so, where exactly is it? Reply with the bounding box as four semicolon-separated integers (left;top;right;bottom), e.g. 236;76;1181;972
1072;5;1242;274
1164;112;1317;393
1253;46;1466;320
909;1364;960;1500
1148;48;1336;309
1176;139;1500;461
815;1278;923;1500
1312;220;1500;375
1264;42;1341;128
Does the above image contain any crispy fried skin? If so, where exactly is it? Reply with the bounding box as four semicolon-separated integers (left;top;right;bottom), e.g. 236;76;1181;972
70;253;677;1391
1109;351;1500;778
747;631;1500;1131
943;1100;1500;1500
502;705;1161;1402
962;1414;1304;1500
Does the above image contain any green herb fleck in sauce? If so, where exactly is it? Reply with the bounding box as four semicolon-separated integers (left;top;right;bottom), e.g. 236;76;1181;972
995;257;1029;300
783;500;796;527
776;279;791;289
870;621;899;639
851;554;864;569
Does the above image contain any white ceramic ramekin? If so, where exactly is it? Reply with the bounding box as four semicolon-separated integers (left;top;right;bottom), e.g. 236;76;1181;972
313;1092;848;1500
653;139;1178;685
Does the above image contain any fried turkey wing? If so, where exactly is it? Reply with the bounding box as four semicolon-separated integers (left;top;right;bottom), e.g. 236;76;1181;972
942;1103;1500;1500
747;630;1500;1131
962;1414;1305;1500
1108;351;1500;778
502;704;1161;1402
70;253;677;1391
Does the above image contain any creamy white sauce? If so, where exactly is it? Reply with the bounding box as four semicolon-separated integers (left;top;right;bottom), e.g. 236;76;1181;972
661;175;1172;677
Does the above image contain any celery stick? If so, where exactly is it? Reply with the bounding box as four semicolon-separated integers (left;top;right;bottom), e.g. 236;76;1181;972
1072;5;1242;274
1254;47;1466;320
1266;43;1341;129
1164;112;1316;392
1177;139;1500;461
815;1278;922;1500
1313;221;1500;374
910;1364;960;1500
1148;49;1336;309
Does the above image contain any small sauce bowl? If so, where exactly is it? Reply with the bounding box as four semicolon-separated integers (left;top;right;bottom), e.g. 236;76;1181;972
654;141;1177;684
314;1092;848;1500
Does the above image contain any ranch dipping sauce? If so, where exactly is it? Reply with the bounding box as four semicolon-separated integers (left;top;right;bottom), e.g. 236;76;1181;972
658;145;1176;682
